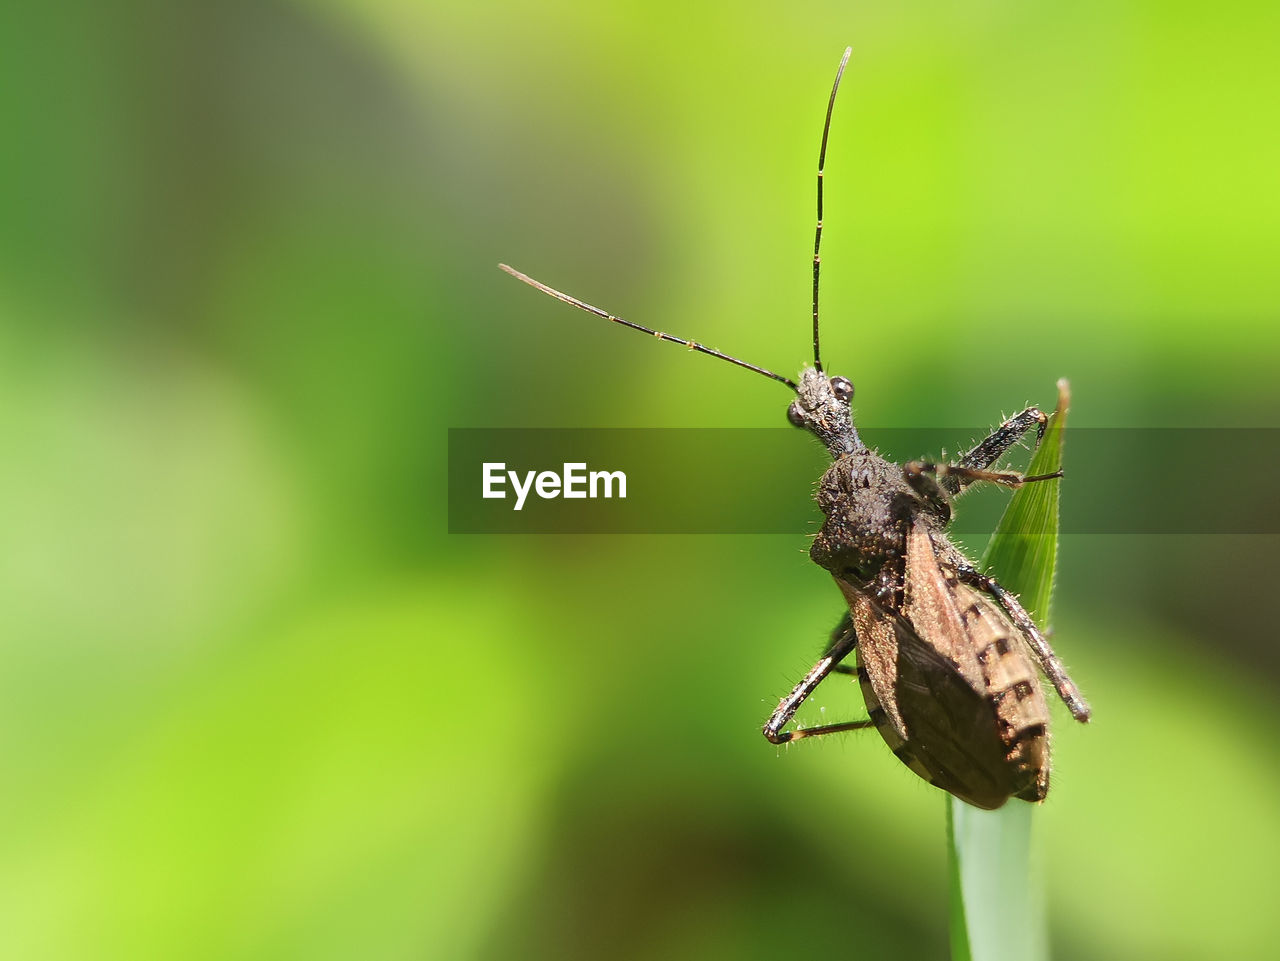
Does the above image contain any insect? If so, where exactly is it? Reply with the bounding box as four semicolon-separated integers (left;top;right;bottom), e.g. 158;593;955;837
499;47;1090;809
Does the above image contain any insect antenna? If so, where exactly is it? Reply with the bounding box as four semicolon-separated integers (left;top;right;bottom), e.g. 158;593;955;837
499;263;798;390
812;46;852;374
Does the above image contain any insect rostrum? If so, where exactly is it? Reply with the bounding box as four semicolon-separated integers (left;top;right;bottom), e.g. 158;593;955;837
500;48;1090;810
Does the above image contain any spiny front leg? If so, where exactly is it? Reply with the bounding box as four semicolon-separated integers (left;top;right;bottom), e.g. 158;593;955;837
945;406;1050;495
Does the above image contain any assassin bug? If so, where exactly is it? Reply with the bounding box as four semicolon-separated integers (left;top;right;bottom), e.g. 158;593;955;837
500;47;1090;809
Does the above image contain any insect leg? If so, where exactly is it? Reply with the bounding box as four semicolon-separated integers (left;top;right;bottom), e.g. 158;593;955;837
955;565;1092;723
959;407;1049;469
945;407;1049;494
763;613;874;744
902;461;952;520
901;463;1059;499
903;459;1059;518
946;463;1062;488
830;612;862;676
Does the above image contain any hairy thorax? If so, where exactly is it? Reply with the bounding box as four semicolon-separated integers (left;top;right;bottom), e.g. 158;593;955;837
811;449;941;582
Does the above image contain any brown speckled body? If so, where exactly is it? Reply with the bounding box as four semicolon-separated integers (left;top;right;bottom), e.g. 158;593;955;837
803;448;1052;808
768;356;1086;810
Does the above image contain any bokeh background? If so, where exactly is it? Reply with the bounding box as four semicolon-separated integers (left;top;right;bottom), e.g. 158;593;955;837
2;2;1278;959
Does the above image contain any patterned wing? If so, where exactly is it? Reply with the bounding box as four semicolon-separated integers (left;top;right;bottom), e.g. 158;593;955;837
832;519;1050;807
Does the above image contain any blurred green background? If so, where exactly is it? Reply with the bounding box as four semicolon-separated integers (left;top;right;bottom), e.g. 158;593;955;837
2;2;1278;959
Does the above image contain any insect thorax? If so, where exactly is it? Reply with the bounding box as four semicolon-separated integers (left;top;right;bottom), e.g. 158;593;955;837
810;449;938;584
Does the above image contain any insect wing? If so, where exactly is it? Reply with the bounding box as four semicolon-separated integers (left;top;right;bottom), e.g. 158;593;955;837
902;518;1050;804
902;520;985;686
836;575;1020;809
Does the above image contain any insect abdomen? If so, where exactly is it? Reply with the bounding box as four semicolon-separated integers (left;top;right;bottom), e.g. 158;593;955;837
967;592;1052;803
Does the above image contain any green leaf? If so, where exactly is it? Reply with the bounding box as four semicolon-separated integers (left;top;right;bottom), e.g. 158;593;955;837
979;380;1069;619
947;381;1069;961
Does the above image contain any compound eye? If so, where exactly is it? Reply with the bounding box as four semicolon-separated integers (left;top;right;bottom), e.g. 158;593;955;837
787;401;806;428
830;376;854;402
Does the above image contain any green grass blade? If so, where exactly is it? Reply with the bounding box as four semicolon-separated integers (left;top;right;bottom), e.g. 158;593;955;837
980;380;1069;619
947;800;974;961
949;797;1048;961
947;381;1069;961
